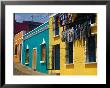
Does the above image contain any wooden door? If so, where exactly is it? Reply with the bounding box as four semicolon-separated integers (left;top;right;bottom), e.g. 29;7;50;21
32;48;37;70
54;44;60;70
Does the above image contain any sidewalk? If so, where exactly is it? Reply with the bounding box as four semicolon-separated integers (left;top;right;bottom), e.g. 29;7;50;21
13;62;47;75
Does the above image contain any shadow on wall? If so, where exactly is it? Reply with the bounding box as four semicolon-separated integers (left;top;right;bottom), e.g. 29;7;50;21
66;64;74;69
85;63;97;68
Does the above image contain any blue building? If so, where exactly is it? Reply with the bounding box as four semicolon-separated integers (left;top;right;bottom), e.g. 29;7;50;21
22;21;49;74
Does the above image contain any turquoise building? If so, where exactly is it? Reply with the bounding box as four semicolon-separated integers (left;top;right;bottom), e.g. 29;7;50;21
22;21;49;74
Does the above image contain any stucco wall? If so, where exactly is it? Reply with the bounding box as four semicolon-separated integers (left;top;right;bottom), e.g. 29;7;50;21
14;31;23;63
49;15;97;75
22;22;49;74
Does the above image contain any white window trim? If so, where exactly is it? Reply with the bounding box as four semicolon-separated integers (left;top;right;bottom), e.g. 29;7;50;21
53;26;60;37
91;23;97;27
40;61;45;64
40;38;46;45
25;47;29;65
91;32;97;35
25;62;29;65
40;39;46;63
85;62;97;64
53;34;60;38
53;30;60;37
26;44;29;49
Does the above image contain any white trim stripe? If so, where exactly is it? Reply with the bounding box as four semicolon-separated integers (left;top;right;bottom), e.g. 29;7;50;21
23;26;48;40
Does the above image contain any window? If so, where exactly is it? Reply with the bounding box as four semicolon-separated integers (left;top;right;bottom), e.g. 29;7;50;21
14;45;17;55
41;44;46;61
25;49;29;64
66;42;73;64
90;14;96;24
53;15;60;36
54;28;59;36
86;35;97;62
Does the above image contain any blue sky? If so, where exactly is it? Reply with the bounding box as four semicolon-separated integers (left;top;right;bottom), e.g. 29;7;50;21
15;13;49;23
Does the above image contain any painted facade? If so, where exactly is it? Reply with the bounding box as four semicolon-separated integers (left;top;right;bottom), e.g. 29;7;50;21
22;21;49;74
48;13;97;75
14;31;24;63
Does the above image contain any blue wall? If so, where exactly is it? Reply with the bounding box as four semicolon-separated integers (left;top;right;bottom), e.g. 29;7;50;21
22;22;49;74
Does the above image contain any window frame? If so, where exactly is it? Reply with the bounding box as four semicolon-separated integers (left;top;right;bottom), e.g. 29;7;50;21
65;42;74;65
41;44;46;63
53;15;60;37
52;44;60;70
85;34;97;63
25;49;29;65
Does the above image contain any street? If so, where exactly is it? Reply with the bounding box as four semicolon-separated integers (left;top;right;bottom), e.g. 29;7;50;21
13;62;47;75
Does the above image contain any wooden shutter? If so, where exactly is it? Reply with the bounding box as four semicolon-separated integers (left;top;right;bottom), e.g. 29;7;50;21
42;44;46;61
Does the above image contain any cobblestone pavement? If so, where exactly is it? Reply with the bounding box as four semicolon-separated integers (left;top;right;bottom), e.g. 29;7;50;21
13;62;47;75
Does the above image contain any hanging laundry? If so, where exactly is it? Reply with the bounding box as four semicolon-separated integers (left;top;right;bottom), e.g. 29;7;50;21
83;21;88;39
61;14;65;26
66;25;70;31
80;23;84;39
61;14;94;43
59;14;62;25
87;20;91;37
81;23;85;39
76;24;80;39
63;14;65;20
70;28;74;42
66;13;70;25
73;25;77;40
65;13;67;20
62;30;66;42
69;14;73;23
71;27;74;41
77;24;81;39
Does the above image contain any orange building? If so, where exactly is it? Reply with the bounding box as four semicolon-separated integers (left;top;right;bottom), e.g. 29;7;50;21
13;31;25;63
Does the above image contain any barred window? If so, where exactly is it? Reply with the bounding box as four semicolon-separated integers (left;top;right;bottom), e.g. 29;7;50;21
66;42;73;64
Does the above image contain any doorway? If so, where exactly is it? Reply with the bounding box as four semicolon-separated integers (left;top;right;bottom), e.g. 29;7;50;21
52;44;60;70
86;35;96;62
32;48;37;71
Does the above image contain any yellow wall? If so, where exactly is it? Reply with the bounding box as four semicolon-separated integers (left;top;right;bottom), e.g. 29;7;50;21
49;15;97;75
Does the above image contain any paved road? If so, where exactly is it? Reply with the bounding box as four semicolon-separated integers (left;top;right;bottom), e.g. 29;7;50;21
13;62;47;75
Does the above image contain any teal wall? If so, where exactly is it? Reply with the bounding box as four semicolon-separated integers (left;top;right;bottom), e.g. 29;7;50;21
22;22;49;74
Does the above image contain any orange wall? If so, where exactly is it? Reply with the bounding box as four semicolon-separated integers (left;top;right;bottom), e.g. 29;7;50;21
14;31;23;63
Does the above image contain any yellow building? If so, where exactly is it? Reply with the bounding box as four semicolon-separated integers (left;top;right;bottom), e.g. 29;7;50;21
13;31;25;63
48;13;97;75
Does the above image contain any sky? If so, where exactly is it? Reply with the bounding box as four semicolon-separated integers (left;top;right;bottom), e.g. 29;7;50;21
15;13;49;23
